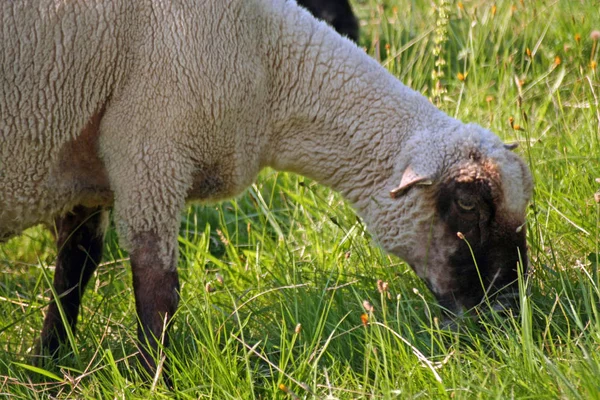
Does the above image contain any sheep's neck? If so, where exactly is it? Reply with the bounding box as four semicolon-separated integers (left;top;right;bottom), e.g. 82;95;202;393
264;6;449;211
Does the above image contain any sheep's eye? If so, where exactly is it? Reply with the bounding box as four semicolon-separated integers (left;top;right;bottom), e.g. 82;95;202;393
457;198;476;211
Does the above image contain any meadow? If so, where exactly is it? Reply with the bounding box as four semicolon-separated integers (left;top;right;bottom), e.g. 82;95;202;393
1;0;600;398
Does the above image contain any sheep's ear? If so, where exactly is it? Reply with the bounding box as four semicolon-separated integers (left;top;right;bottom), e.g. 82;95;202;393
390;165;433;199
504;142;519;150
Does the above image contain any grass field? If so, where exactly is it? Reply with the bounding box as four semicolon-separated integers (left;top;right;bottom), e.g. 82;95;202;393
2;0;600;398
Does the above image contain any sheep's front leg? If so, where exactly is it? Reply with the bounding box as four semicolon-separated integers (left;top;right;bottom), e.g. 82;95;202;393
104;153;185;384
100;102;191;385
38;206;107;358
129;231;180;383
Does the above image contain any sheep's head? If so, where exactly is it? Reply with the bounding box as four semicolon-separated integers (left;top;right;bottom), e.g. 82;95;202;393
373;123;533;314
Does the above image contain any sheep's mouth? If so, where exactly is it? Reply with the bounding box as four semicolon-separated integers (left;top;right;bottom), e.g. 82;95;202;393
484;290;523;316
436;289;521;327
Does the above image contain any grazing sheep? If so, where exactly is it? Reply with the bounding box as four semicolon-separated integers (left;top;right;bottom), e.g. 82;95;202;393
0;0;532;382
297;0;359;42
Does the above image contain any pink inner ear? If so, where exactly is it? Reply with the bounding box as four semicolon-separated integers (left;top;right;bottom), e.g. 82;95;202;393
389;165;432;198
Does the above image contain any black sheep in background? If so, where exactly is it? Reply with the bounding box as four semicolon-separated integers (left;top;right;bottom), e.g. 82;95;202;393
297;0;359;43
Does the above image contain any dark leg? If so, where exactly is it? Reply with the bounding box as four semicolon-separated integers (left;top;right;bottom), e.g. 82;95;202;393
38;206;107;357
130;231;179;386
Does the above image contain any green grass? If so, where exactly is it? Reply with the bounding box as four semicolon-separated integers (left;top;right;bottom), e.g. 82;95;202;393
2;0;600;398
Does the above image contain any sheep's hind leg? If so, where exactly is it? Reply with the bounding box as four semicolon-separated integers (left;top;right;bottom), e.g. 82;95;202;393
37;206;107;360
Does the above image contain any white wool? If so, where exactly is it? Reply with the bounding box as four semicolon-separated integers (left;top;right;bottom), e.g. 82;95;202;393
0;0;532;287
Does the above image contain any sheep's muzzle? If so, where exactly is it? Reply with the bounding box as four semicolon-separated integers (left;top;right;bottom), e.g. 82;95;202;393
433;225;528;316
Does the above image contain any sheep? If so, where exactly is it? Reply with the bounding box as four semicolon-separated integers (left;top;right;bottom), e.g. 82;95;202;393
297;0;359;42
0;0;533;382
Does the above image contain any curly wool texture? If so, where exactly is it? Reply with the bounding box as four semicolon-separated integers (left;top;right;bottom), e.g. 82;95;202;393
1;0;531;299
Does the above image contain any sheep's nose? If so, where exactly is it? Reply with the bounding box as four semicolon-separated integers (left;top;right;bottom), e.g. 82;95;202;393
420;279;464;315
436;295;465;316
489;290;520;313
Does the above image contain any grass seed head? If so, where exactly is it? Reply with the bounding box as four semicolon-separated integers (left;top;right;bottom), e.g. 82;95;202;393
377;279;389;293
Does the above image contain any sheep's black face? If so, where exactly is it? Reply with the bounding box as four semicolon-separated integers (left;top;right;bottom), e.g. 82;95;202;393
432;175;528;314
381;126;532;317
